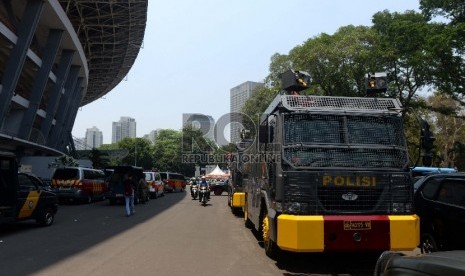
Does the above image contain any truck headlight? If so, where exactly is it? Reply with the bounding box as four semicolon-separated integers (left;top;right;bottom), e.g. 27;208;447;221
392;202;413;213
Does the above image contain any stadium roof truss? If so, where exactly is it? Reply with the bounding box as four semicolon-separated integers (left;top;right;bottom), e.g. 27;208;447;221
58;0;148;106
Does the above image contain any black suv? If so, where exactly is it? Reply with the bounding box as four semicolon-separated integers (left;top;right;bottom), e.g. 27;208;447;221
0;152;58;226
414;173;465;253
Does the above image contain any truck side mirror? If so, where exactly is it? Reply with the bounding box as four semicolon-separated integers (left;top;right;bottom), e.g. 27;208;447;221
259;125;269;144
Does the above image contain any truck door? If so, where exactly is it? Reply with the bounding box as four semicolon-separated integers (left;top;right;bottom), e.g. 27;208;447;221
17;174;40;219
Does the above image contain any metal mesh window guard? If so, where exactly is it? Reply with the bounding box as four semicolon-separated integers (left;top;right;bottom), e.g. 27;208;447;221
282;95;402;112
283;114;408;169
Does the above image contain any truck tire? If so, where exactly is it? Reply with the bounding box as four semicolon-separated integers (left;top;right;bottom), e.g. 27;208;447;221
262;210;280;259
244;201;253;229
420;232;438;254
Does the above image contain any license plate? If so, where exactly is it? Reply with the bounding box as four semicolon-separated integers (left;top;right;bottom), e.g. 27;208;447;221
59;186;71;190
116;193;123;197
343;220;371;230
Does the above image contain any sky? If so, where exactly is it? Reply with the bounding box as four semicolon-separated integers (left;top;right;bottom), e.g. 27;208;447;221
71;0;420;144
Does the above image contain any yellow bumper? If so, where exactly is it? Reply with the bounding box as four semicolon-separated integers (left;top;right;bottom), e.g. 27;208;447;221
277;214;419;252
232;192;245;208
388;215;420;251
277;215;325;252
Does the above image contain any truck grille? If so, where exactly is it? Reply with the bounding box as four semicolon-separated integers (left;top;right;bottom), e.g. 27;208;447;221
282;171;412;215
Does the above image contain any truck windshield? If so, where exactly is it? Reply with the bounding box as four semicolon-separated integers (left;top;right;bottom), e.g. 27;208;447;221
283;113;408;169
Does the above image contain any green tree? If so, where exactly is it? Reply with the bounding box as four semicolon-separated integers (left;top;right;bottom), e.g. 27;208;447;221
55;154;78;167
118;137;153;169
241;86;278;133
290;25;380;97
180;126;218;175
427;93;465;169
153;129;183;173
181;125;217;154
371;10;437;115
420;0;465;24
212;143;237;169
451;141;465;171
98;143;128;166
420;0;465;98
87;148;109;169
99;144;119;150
265;53;293;88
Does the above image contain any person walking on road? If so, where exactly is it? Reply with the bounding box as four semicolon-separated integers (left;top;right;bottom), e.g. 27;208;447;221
124;172;135;216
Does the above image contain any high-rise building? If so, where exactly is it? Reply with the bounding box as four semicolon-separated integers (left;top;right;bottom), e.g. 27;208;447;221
230;81;264;144
112;116;136;144
143;129;160;144
183;113;216;143
85;126;103;149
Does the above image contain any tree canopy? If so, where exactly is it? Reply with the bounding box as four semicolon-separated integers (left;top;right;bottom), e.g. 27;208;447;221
241;3;465;168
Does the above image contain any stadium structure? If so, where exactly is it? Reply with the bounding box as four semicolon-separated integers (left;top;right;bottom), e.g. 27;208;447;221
0;0;147;159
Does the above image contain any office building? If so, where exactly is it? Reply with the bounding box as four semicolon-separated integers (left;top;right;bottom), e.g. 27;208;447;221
85;126;103;149
112;116;136;144
143;129;160;144
230;81;264;144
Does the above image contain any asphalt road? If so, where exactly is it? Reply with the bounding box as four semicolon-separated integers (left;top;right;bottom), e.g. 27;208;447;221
0;189;413;276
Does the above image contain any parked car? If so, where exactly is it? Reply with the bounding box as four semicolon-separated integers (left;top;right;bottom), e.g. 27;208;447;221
413;173;465;253
411;166;457;177
159;172;186;192
51;167;107;203
144;171;164;198
374;250;465;276
410;166;458;184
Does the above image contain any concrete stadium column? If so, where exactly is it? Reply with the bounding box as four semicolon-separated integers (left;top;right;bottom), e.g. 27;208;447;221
57;78;83;149
40;49;75;140
18;29;64;140
65;87;85;138
0;0;44;128
46;65;80;147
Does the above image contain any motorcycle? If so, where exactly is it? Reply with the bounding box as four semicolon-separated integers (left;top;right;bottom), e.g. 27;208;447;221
191;184;198;200
199;185;208;206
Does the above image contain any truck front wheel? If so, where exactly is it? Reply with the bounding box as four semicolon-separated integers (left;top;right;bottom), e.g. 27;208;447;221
262;211;279;259
244;200;253;229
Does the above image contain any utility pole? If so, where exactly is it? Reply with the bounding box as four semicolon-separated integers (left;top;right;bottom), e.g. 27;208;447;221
134;144;137;166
